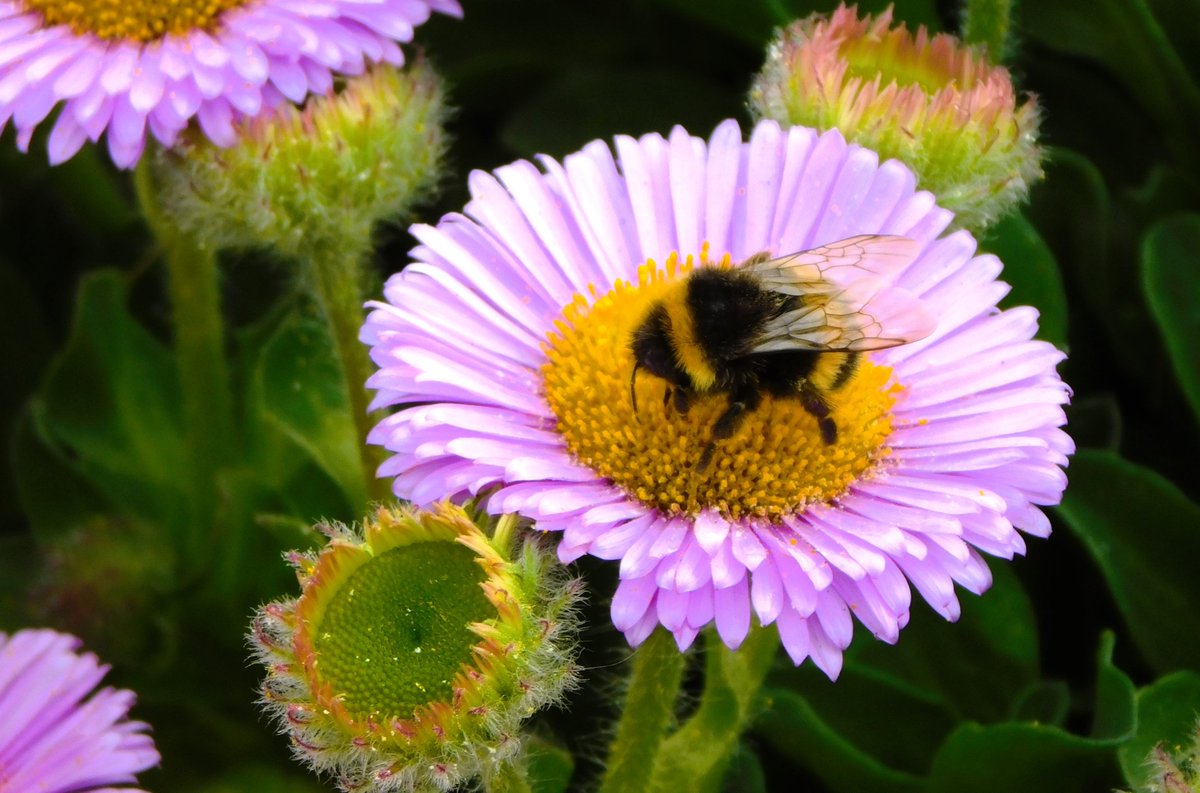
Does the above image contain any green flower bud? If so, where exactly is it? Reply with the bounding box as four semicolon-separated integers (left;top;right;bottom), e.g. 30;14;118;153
250;503;582;792
749;4;1042;231
148;59;447;258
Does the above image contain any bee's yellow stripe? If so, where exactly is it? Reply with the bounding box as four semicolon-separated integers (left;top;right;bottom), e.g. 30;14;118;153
661;285;718;391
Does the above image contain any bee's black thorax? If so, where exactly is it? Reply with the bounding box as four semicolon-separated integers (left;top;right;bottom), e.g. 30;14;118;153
685;268;780;366
686;268;830;395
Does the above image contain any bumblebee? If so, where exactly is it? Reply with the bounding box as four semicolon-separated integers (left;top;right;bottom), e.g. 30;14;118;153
629;235;935;471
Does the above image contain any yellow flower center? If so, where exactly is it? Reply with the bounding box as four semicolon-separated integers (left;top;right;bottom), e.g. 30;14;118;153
24;0;247;42
541;251;899;521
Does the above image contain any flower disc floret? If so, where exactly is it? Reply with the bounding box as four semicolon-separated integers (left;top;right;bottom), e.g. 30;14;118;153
23;0;245;41
251;503;581;792
0;0;460;167
363;119;1072;678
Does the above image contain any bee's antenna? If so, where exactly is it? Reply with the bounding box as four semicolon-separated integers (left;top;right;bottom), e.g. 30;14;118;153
630;363;642;421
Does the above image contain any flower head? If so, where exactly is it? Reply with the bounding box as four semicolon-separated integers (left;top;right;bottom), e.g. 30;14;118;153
362;119;1072;679
0;627;159;792
250;503;581;792
148;59;447;258
750;4;1042;230
0;0;460;167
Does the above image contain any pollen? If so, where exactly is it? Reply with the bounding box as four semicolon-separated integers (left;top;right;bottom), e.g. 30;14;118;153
542;251;899;521
24;0;246;42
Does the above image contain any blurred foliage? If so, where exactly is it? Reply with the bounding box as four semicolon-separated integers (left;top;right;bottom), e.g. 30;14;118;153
2;0;1200;791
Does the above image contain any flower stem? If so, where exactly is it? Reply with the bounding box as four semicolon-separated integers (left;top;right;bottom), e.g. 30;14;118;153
134;160;235;555
961;0;1014;61
306;243;389;505
646;626;780;793
598;629;688;793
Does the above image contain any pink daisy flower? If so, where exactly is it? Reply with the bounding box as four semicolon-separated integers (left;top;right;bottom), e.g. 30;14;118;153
362;119;1072;679
0;0;460;167
0;628;159;792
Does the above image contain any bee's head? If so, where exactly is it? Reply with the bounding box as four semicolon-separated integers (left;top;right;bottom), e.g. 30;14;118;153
629;305;679;381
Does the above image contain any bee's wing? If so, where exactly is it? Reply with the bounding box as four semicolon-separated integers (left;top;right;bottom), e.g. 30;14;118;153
743;235;936;353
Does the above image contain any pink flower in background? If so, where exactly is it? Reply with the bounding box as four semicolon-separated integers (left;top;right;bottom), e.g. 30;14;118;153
362;119;1072;678
0;628;158;792
0;0;460;167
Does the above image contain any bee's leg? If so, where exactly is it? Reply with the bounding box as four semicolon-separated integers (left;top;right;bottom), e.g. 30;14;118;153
674;387;692;415
798;383;837;444
663;386;693;415
697;389;762;472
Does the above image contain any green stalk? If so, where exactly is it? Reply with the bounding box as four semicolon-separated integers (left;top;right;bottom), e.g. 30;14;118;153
598;629;688;793
961;0;1014;62
134;160;236;556
307;241;390;505
647;627;780;793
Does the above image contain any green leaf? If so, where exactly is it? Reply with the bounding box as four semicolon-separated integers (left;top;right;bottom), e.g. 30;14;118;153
923;633;1134;793
11;405;110;537
981;213;1069;349
24;270;193;533
1119;671;1200;789
1056;450;1200;673
1092;633;1138;743
754;564;1039;788
1023;0;1200;167
526;736;575;793
1141;214;1200;424
254;314;367;514
1025;151;1113;345
1011;680;1071;727
722;743;767;793
852;562;1040;724
754;687;923;793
